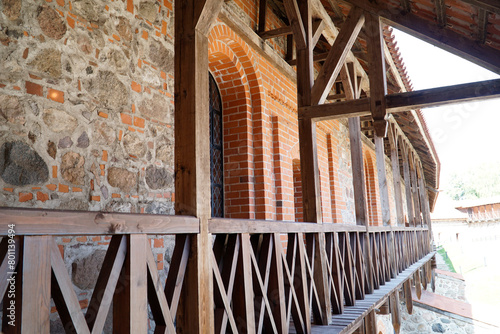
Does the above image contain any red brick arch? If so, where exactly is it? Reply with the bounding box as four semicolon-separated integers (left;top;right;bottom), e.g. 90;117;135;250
363;149;382;226
208;24;266;219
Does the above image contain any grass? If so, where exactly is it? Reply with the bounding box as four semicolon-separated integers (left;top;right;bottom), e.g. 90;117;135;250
437;246;457;273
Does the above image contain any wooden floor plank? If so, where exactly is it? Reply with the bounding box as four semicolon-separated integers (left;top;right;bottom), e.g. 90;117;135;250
320;252;435;334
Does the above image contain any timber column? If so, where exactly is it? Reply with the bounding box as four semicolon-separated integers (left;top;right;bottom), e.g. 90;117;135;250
284;0;330;326
174;1;223;333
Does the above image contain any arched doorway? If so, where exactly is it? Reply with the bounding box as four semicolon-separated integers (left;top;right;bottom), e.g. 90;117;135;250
209;72;224;217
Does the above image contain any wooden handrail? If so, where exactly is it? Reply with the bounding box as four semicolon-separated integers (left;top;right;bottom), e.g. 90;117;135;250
0;207;199;235
0;207;430;236
209;217;429;234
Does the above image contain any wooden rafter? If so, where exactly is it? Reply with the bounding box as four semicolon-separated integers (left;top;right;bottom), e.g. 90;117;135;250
287;51;328;66
299;78;500;121
365;12;388;137
478;8;488;44
194;0;225;35
435;0;447;28
311;6;365;105
386;78;500;112
400;0;412;13
342;0;500;74
258;0;267;33
459;0;500;15
284;0;307;49
324;0;346;22
259;26;293;39
312;19;325;47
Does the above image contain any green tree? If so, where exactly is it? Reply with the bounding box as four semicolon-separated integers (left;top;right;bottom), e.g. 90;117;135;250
445;162;500;201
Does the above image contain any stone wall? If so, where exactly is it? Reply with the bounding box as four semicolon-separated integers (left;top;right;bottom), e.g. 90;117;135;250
0;0;175;214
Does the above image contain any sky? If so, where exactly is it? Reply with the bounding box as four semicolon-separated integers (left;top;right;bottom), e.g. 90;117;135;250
391;29;500;189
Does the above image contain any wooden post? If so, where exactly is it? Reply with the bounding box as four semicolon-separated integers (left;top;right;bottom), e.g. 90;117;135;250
21;236;51;334
285;0;331;323
342;64;374;295
390;291;401;334
113;235;148;333
365;12;387;137
364;310;377;334
174;1;223;333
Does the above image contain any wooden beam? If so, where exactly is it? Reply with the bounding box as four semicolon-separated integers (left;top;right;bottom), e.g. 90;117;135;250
86;235;127;333
390;291;401;334
365;12;388;137
299;78;500;121
311;19;325;47
259;26;292;39
310;6;365;105
326;93;346;101
287;51;329;66
343;0;500;74
258;0;267;34
459;0;500;15
435;0;447;28
400;0;412;13
0;208;199;235
194;0;224;35
364;310;377;333
175;0;215;333
299;97;371;121
386;78;500;112
113;235;148;332
283;0;307;50
478;8;488;45
50;240;90;334
21;236;51;334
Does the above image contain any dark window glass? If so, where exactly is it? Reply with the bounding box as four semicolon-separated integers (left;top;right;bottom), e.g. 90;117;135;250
210;73;224;217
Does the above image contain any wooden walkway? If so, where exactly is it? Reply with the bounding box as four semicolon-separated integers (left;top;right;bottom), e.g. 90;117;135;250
294;252;436;334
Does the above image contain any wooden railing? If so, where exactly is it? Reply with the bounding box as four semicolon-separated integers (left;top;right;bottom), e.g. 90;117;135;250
0;208;433;333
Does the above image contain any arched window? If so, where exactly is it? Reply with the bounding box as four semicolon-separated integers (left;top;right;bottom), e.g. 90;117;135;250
209;73;224;217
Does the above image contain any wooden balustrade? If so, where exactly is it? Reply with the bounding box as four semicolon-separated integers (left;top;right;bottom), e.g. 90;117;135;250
0;208;434;333
208;218;433;333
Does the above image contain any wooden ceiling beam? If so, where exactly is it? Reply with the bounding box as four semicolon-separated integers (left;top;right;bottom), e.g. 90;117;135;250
365;12;388;137
299;78;500;121
341;0;500;74
310;6;365;105
259;26;292;39
283;0;307;49
310;0;370;93
459;0;500;15
478;8;488;44
435;0;447;28
194;0;225;35
324;0;346;21
400;0;412;13
386;78;500;112
287;51;328;66
258;0;267;33
312;19;325;47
